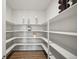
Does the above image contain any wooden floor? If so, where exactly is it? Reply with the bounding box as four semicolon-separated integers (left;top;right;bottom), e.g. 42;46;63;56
7;51;47;59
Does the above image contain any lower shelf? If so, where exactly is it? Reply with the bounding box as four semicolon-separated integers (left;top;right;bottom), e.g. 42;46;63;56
6;43;56;59
6;43;42;54
6;37;77;59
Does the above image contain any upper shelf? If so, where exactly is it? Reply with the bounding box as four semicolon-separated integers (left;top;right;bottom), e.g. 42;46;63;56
14;24;42;26
6;20;15;25
6;30;48;32
49;31;77;36
6;20;43;26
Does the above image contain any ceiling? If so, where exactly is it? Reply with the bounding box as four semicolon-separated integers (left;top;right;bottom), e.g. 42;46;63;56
7;0;52;11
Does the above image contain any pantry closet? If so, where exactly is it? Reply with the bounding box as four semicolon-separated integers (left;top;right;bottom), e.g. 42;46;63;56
2;0;77;59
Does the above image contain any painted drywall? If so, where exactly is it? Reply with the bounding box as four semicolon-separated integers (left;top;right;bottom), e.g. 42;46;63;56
6;4;47;24
46;0;59;20
6;4;13;22
6;0;51;11
12;10;46;24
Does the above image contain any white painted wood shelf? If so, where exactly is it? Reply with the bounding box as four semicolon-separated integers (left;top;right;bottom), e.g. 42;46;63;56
6;37;42;43
6;20;42;26
6;44;16;54
6;3;77;59
14;24;42;26
6;37;16;43
6;43;42;54
50;42;76;59
6;20;15;25
6;30;48;32
49;31;77;36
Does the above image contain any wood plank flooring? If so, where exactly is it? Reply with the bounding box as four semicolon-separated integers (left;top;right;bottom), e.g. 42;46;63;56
7;51;47;59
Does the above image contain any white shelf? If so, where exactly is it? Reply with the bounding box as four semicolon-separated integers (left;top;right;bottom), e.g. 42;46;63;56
6;37;16;43
6;31;14;32
14;24;42;26
6;37;49;44
6;44;16;54
6;20;42;26
6;30;27;32
6;20;15;25
50;43;77;59
49;55;56;59
49;31;77;36
42;37;52;43
6;30;47;32
6;37;42;43
16;43;42;45
32;30;47;32
41;44;52;55
6;43;42;54
15;37;41;38
41;37;77;59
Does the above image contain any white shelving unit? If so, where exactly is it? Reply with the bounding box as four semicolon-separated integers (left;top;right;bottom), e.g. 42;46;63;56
6;19;49;58
42;37;77;59
6;3;77;59
6;36;76;59
48;3;77;59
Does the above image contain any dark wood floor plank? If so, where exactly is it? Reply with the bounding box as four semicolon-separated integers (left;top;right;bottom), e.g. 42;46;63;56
7;51;47;59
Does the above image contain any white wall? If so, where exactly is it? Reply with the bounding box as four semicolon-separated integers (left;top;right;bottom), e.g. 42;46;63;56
6;4;13;22
2;0;6;57
6;4;46;24
46;0;59;20
12;10;46;24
